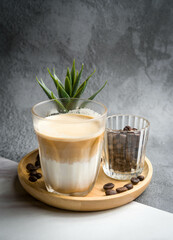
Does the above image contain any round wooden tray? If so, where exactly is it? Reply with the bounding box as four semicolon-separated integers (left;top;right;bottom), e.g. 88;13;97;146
18;149;153;211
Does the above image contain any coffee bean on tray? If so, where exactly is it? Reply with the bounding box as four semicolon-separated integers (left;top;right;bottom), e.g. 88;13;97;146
131;177;140;185
116;187;128;193
35;160;40;167
29;176;37;182
137;175;144;181
35;154;41;167
35;173;42;179
26;163;36;171
36;153;40;161
124;183;133;190
103;183;115;190
105;189;117;196
29;170;37;176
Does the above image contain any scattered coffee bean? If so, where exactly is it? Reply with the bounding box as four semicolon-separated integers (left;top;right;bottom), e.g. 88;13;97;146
35;166;40;170
105;189;117;195
36;153;40;161
35;173;42;179
131;177;140;185
116;187;128;193
35;160;40;167
124;183;133;190
29;176;37;182
29;170;37;176
35;154;41;167
103;183;115;190
137;175;144;181
26;163;36;171
123;126;132;131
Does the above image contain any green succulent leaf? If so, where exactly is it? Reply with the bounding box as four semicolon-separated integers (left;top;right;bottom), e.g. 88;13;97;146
71;59;75;86
73;81;87;98
75;71;79;83
88;81;107;100
65;76;72;96
66;67;72;87
78;81;107;109
47;68;65;90
53;68;57;77
72;64;83;96
57;83;70;99
36;77;53;99
74;68;96;98
50;92;67;112
47;68;58;88
50;91;57;99
53;68;63;85
47;68;71;99
36;60;107;109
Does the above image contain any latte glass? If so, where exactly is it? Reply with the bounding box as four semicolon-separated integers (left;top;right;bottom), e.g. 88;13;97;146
102;115;150;180
32;98;107;196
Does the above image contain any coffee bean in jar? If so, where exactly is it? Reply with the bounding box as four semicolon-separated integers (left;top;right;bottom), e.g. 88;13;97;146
106;126;140;173
102;115;150;181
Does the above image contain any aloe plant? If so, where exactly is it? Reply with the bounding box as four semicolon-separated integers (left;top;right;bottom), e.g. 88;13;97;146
36;59;107;111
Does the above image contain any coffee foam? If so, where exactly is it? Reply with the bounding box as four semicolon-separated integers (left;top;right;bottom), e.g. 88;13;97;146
68;108;100;118
35;110;104;141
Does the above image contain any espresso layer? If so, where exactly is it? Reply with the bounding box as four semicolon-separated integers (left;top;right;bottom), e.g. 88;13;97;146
37;133;103;163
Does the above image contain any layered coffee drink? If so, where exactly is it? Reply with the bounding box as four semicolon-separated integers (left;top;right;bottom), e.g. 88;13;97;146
35;112;104;195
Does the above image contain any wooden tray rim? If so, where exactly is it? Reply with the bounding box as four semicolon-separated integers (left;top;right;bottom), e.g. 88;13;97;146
18;149;153;202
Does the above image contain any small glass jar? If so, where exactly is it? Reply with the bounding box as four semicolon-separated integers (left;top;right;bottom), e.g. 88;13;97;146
102;114;150;180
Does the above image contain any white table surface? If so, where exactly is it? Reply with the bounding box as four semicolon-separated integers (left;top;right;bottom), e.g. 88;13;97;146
0;156;173;240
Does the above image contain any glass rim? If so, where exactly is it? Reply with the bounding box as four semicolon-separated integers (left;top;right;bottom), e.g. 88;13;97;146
106;114;150;131
31;98;107;123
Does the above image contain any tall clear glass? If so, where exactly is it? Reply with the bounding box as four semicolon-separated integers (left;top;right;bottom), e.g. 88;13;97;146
32;98;107;196
102;114;150;180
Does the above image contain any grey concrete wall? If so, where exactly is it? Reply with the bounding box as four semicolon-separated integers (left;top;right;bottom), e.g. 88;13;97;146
0;0;173;212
